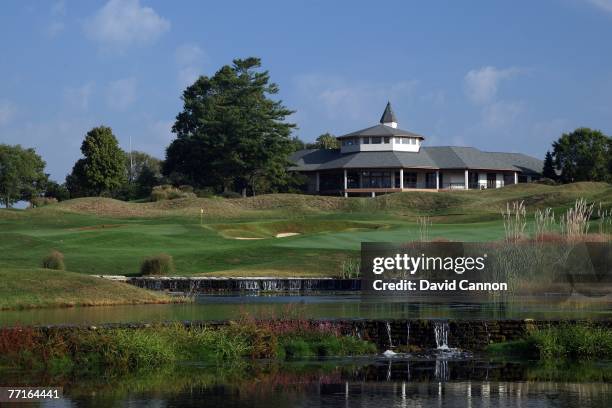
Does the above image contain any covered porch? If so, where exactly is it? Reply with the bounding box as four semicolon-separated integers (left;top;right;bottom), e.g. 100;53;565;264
307;168;519;196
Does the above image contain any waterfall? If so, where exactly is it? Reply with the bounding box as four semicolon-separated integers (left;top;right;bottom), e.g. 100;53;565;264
385;321;393;348
406;321;410;346
434;359;449;381
434;321;449;350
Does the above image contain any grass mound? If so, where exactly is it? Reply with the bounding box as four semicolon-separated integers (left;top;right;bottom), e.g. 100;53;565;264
45;182;612;220
0;267;181;310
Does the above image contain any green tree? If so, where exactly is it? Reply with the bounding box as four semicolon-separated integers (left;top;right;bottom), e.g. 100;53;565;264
0;144;47;207
44;180;70;201
542;151;557;180
125;150;162;184
164;57;296;196
289;136;306;152
552;128;611;183
313;132;339;149
67;126;126;196
123;150;162;199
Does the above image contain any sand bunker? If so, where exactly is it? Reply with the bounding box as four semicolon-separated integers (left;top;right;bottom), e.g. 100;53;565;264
275;232;300;238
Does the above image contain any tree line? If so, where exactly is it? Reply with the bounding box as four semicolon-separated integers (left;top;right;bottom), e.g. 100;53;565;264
1;57;611;207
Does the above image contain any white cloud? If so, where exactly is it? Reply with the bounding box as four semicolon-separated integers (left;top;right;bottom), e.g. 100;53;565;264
464;66;521;104
63;83;94;111
175;44;206;87
587;0;612;13
0;100;17;125
481;101;524;129
106;77;137;110
85;0;170;51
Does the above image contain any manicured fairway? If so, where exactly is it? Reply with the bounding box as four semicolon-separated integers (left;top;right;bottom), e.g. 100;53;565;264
0;182;610;277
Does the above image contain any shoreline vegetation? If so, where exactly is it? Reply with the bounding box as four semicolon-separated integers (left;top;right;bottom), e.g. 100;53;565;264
0;318;376;374
1;318;611;376
487;323;612;359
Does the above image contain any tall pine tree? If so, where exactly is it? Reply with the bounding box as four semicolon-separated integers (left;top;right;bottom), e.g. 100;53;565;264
542;151;557;180
163;57;295;196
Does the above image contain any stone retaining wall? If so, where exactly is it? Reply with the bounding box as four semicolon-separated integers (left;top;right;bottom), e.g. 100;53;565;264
25;319;612;352
125;277;361;292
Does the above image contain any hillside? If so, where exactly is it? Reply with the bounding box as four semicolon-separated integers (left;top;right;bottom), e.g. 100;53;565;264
0;267;182;310
42;182;612;220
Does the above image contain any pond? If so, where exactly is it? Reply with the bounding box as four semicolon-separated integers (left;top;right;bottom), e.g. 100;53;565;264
1;293;611;327
1;357;611;407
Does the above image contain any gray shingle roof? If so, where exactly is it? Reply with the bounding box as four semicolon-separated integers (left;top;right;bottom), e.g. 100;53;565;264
337;124;425;139
289;147;543;174
380;102;397;124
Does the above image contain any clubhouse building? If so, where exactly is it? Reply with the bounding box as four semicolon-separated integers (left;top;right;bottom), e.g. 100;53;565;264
290;103;543;197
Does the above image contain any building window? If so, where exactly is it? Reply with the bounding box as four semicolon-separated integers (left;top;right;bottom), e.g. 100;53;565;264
404;172;417;188
342;138;358;146
362;137;370;144
394;137;401;144
469;172;479;189
372;137;382;144
383;137;390;144
487;173;497;188
402;138;410;144
362;171;392;188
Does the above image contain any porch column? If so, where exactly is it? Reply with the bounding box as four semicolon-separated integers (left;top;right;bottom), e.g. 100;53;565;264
371;191;376;198
315;172;320;192
343;169;348;197
435;170;440;190
399;169;404;189
514;171;518;185
359;171;363;188
464;169;469;190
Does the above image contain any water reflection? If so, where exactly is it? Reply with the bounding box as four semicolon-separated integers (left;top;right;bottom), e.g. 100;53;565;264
2;358;611;407
1;294;611;327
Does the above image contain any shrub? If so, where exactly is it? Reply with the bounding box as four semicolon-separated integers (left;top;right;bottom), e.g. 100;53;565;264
30;197;58;208
150;185;196;202
530;324;612;359
488;324;612;360
219;191;242;199
178;185;194;193
340;258;360;279
195;187;215;198
140;254;175;276
42;250;65;270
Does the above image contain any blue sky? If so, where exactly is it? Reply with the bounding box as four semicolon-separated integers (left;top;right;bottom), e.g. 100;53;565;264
1;0;612;182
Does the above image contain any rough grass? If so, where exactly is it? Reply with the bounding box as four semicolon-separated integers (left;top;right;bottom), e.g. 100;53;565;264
0;267;183;310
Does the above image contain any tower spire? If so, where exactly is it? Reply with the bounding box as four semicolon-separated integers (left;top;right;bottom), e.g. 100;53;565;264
380;102;398;128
